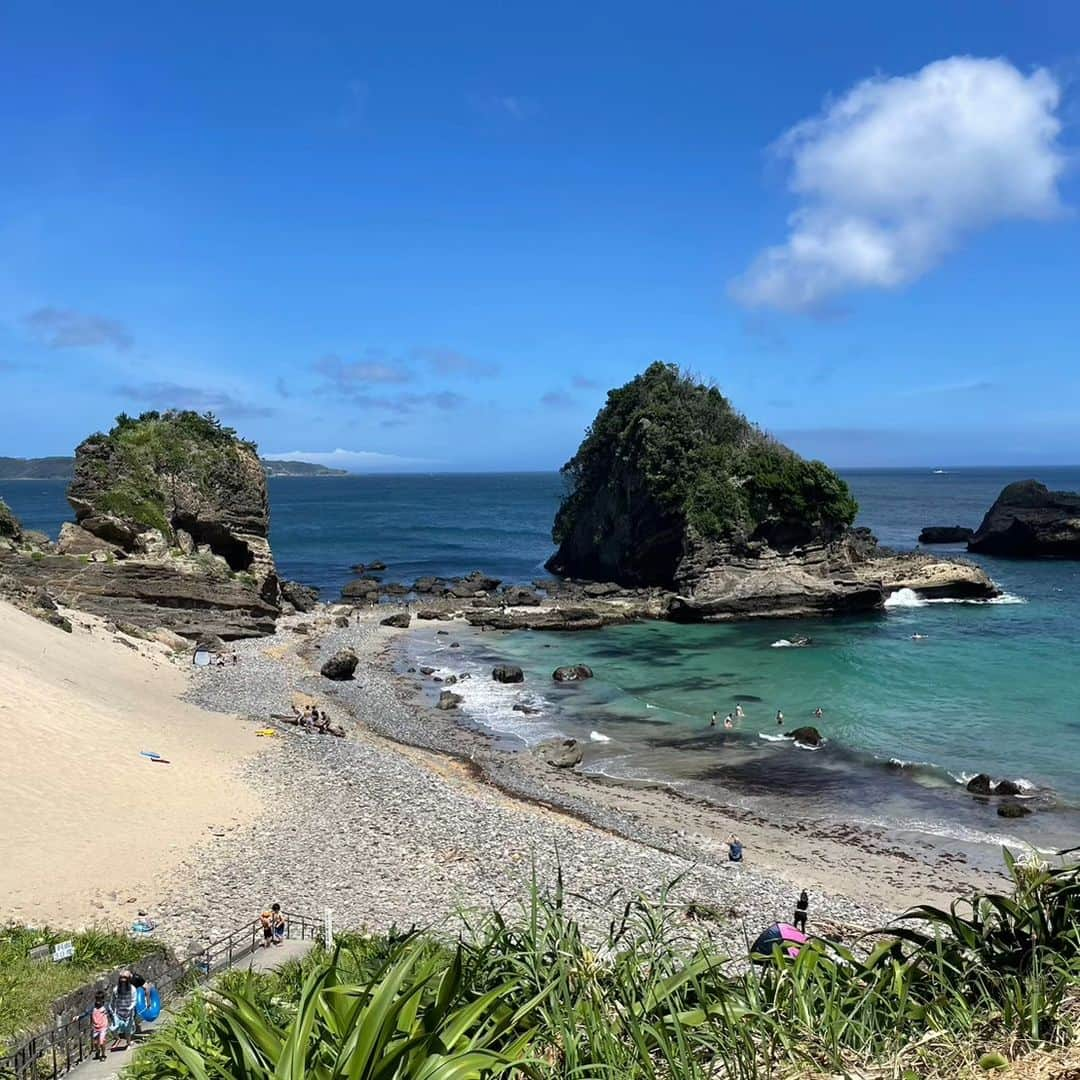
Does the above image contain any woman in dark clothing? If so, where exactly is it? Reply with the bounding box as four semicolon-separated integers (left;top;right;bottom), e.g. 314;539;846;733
793;890;809;932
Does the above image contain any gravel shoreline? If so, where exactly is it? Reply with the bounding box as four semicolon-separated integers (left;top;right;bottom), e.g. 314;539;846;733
156;606;901;955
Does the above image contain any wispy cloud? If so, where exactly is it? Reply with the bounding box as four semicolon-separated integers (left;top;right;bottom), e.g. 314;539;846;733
411;346;500;377
731;57;1067;313
114;381;275;418
540;390;574;409
275;376;292;399
571;375;599;389
24;306;133;351
470;93;539;121
316;353;413;386
899;379;996;397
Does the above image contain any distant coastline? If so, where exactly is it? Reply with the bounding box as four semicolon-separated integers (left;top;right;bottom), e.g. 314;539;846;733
0;455;346;480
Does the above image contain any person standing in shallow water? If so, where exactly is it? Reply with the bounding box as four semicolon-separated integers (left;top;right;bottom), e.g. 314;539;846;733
776;709;784;726
710;711;717;728
794;889;809;932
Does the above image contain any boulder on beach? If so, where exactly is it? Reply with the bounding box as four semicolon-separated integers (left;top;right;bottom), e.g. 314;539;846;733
380;611;411;629
419;666;435;676
789;726;823;748
280;580;320;612
966;773;993;795
536;737;584;769
502;585;542;606
997;801;1032;818
413;576;447;594
321;648;359;680
994;778;1022;797
436;690;463;711
583;581;622;597
968;480;1080;558
918;526;974;545
417;608;452;620
553;664;594;682
492;664;525;684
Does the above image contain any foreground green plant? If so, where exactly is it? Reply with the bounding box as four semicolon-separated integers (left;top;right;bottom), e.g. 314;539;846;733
128;856;1080;1079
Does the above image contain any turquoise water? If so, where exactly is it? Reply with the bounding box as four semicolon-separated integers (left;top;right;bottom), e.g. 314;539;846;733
6;467;1080;853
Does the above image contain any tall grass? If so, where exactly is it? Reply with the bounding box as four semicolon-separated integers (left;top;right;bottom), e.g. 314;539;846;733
126;855;1080;1079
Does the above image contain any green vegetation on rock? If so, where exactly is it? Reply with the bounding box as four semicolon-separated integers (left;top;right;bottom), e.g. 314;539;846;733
555;362;856;547
69;410;262;543
0;497;21;540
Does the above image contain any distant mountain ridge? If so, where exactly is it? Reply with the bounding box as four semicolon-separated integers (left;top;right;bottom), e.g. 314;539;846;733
0;455;346;479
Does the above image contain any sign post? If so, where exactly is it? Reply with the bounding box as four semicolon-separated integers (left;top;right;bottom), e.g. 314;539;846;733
51;940;75;962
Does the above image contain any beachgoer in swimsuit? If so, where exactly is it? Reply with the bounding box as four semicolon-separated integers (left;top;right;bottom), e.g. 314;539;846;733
259;909;273;947
724;714;733;729
776;709;784;726
814;707;823;719
710;712;717;728
735;704;744;720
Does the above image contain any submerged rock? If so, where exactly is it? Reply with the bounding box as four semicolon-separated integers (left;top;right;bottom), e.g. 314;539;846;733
968;480;1080;558
492;664;525;684
321;648;359;680
553;664;594;682
997;801;1032;818
789;726;823;748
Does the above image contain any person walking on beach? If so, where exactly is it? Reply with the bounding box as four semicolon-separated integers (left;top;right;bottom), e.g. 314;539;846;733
91;992;109;1060
776;709;784;726
793;889;809;932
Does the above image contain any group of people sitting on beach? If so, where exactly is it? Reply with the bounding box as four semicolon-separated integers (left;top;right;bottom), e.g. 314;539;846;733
91;969;154;1057
293;704;334;732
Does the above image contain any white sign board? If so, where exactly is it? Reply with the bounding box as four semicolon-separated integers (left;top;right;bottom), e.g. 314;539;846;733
52;940;75;962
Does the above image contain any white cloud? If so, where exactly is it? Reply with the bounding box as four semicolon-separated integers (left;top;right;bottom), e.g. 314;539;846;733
730;57;1067;312
263;448;438;472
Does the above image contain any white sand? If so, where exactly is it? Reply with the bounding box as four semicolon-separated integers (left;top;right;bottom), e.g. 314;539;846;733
0;600;262;930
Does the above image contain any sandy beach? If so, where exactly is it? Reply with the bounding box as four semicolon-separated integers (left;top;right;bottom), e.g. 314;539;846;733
1;596;1001;953
0;600;261;929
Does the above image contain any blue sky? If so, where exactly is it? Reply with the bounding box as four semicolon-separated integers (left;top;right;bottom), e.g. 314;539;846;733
1;1;1078;470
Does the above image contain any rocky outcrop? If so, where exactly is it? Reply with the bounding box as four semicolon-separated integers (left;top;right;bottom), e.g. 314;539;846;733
919;526;973;544
0;412;283;639
321;648;359;680
789;726;823;748
492;664;525;684
380;611;411;629
436;690;463;710
341;577;380;601
280;581;319;612
546;364;995;619
0;498;21;543
553;664;593;682
968;480;1080;558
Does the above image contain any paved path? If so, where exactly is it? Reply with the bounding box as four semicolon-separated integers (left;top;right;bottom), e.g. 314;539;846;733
65;938;315;1080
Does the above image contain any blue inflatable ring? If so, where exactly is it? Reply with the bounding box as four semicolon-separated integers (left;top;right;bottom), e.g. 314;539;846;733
136;986;162;1021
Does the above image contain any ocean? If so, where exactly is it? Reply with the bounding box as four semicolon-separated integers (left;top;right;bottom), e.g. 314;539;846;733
5;467;1080;860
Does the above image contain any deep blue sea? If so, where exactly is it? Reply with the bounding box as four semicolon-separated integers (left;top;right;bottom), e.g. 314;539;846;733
5;468;1080;858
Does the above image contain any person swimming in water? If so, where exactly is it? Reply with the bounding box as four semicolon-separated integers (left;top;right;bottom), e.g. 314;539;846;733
813;707;823;719
724;713;734;729
911;633;926;641
710;711;718;728
776;709;784;725
735;703;744;720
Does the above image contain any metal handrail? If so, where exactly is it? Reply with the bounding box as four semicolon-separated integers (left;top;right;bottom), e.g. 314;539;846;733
0;910;322;1080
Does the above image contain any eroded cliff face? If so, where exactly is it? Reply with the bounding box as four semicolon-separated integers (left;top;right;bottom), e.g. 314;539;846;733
0;412;281;640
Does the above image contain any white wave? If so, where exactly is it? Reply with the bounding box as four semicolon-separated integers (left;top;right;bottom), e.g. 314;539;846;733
645;703;659;709
884;588;925;609
770;639;796;648
589;730;612;743
758;732;788;742
793;740;824;751
854;816;1055;853
926;592;1027;606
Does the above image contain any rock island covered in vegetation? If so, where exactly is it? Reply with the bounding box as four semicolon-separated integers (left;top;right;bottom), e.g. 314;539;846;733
548;363;995;618
0;410;282;638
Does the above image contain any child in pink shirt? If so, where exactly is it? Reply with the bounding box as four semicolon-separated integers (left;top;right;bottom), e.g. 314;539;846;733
91;991;109;1060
